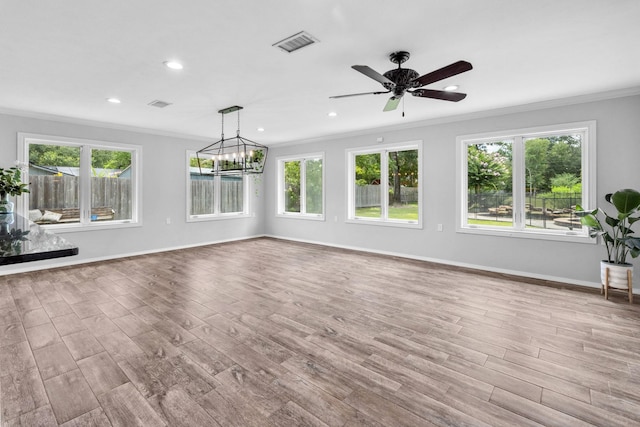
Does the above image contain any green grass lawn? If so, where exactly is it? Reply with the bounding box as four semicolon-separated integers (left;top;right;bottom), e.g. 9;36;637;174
356;204;418;220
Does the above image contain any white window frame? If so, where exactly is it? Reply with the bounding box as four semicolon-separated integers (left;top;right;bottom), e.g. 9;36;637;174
276;152;325;220
17;133;142;232
346;141;423;229
456;121;596;243
186;150;249;222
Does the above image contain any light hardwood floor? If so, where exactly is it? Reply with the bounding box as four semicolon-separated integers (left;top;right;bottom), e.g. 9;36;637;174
1;237;640;426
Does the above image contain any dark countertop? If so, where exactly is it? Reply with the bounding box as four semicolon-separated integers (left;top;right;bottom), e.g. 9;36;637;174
0;213;79;265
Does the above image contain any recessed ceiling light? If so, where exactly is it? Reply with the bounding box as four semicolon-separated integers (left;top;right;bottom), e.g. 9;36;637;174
106;98;121;104
257;127;265;132
328;111;337;117
163;61;183;70
443;85;459;92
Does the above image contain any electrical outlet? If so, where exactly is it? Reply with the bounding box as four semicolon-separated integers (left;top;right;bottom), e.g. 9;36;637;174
166;217;171;225
437;224;443;232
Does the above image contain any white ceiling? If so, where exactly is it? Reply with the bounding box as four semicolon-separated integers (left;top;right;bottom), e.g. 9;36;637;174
1;0;639;145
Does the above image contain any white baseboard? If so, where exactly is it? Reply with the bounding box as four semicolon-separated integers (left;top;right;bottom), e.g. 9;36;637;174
4;233;624;295
263;234;608;292
0;234;266;276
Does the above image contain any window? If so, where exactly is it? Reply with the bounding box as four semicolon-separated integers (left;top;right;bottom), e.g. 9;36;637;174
277;153;324;219
347;141;422;227
18;134;140;229
457;121;596;242
187;151;248;221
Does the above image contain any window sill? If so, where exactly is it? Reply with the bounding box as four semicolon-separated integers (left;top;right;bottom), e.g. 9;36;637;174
39;220;142;233
346;217;422;229
457;225;594;243
276;213;325;221
187;213;250;223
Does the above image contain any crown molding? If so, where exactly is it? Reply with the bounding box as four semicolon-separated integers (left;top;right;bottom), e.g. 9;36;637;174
281;86;640;147
0;107;213;144
1;86;639;148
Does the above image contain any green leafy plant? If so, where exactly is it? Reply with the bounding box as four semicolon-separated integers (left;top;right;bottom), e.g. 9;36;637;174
0;228;30;257
576;188;640;264
0;167;30;197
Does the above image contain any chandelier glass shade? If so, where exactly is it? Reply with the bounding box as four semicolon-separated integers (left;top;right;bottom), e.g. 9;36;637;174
196;106;268;176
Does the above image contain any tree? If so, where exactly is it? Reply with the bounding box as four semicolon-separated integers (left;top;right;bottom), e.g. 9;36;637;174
29;144;80;167
550;172;581;194
191;157;213;169
355;153;380;186
546;136;581;191
305;159;322;214
467;144;509;194
524;138;550;194
284;160;301;212
91;150;131;170
30;145;132;170
388;149;418;205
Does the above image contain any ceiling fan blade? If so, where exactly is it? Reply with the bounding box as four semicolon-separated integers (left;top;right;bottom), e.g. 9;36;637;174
411;89;467;102
383;96;401;112
413;60;473;87
352;65;394;86
329;90;390;99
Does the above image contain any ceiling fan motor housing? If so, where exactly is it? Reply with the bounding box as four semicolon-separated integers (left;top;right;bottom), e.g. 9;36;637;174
383;68;420;95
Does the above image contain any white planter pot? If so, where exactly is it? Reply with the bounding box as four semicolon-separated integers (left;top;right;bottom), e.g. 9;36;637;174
600;261;633;290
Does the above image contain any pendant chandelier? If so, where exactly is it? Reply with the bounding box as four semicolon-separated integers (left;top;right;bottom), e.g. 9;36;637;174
196;106;268;176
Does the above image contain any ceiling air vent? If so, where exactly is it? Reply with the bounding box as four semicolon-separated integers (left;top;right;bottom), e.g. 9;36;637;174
272;31;319;53
148;99;172;108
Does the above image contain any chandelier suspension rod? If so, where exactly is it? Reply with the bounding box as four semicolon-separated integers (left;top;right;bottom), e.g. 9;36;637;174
221;109;225;141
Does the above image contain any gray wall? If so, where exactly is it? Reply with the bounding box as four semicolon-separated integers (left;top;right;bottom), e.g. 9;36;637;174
2;93;639;288
264;94;640;288
0;113;263;274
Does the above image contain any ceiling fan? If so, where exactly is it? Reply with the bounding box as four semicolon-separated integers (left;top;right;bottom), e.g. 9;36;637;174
330;51;472;112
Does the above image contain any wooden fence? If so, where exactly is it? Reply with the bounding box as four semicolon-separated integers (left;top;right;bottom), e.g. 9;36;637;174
29;176;132;220
28;177;415;217
190;180;243;215
355;185;419;207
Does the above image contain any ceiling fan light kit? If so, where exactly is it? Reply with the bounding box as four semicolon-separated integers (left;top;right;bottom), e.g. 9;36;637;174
330;50;472;112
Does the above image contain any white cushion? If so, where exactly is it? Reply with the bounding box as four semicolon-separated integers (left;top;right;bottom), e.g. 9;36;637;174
28;209;42;222
40;210;63;222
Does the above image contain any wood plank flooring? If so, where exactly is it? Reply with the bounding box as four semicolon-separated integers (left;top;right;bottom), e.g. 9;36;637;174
1;237;640;426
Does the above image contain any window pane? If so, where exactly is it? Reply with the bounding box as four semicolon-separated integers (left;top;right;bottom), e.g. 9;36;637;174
467;141;513;227
305;158;322;214
190;156;215;215
387;149;418;221
524;134;582;231
284;160;301;213
91;149;132;221
355;153;381;218
28;143;80;224
220;176;244;213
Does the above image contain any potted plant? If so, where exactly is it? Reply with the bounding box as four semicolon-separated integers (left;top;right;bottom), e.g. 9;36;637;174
0;166;30;214
576;188;640;301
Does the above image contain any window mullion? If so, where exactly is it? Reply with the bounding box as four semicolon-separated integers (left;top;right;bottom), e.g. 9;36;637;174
300;160;307;215
214;176;221;214
242;175;248;215
512;136;525;230
80;145;91;224
349;153;355;219
277;160;284;214
381;150;389;220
